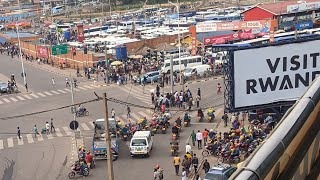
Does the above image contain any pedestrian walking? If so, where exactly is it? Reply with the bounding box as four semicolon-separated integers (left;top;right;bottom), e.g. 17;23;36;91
197;88;201;99
127;105;131;118
50;118;55;132
195;95;200;108
202;129;209;146
111;108;115;118
191;153;199;173
173;155;180;176
17;127;21;139
33;125;39;137
66;77;71;87
185;143;191;153
52;78;56;88
182;155;191;176
203;159;210;173
190;130;196;148
25;83;28;92
222;113;228;127
217;83;222;94
46;121;50;134
181;168;187;180
196;130;203;149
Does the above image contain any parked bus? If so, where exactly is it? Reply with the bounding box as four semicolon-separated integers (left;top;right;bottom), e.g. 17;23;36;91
161;55;203;74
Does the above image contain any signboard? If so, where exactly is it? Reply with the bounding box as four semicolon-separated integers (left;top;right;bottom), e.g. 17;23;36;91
52;44;68;55
203;32;240;45
189;26;197;56
295;20;313;30
196;20;274;32
287;1;320;13
77;24;84;42
37;46;48;58
233;40;320;108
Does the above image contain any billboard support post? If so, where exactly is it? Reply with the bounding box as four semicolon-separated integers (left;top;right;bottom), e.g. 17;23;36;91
223;51;234;113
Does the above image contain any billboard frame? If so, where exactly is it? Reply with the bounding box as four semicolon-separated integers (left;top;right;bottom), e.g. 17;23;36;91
223;36;320;113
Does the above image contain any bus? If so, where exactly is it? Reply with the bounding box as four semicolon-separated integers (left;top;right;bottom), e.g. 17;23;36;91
161;56;203;74
84;26;109;37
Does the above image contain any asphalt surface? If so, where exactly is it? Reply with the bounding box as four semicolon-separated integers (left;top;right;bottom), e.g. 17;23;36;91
0;53;224;180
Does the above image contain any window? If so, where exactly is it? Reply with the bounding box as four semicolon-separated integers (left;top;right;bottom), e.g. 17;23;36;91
225;167;237;178
173;61;179;65
165;63;170;67
197;58;202;62
131;139;147;146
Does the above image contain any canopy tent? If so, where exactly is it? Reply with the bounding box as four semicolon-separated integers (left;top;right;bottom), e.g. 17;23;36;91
6;21;31;28
110;60;123;66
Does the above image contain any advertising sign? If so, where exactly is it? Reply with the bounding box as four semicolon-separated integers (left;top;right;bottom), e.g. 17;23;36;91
189;26;197;56
295;20;313;30
287;1;320;13
203;32;240;45
37;46;48;58
52;44;68;55
196;20;274;32
77;24;84;42
233;40;320;108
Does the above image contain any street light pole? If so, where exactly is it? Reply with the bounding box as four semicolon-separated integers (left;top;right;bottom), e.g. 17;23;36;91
16;25;27;92
108;0;112;17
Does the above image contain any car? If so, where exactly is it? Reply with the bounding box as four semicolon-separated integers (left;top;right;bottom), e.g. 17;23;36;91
204;164;237;180
139;71;160;84
0;81;8;93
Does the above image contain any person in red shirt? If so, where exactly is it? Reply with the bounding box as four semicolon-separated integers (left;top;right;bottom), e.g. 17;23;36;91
85;151;93;169
202;129;209;146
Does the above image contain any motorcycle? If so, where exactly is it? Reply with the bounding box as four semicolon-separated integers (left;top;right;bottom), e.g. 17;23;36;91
68;163;90;179
207;111;215;122
176;124;182;132
170;144;179;156
122;133;129;141
150;125;158;136
184;121;190;127
227;155;240;164
172;133;178;140
76;109;89;117
161;125;167;134
202;145;219;157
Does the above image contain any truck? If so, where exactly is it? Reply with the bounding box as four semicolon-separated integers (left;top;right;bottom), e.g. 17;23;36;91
92;118;119;161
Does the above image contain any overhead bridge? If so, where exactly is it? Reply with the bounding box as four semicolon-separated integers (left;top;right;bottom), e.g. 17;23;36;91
230;77;320;180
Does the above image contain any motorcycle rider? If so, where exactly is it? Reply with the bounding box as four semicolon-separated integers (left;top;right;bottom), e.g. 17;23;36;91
175;117;182;127
151;118;157;129
153;164;164;180
79;158;86;175
85;151;93;169
121;125;128;137
77;104;86;114
197;108;204;120
183;112;190;123
172;124;179;137
208;129;216;140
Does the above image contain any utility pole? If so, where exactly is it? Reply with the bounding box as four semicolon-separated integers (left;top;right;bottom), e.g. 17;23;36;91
70;76;78;148
108;0;111;16
105;45;109;84
170;56;174;94
103;93;114;180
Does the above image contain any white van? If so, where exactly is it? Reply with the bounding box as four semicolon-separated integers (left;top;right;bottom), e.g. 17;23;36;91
130;131;153;157
184;64;211;78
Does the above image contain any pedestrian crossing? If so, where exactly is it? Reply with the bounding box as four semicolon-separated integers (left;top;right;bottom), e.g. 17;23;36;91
119;84;157;105
0;84;102;105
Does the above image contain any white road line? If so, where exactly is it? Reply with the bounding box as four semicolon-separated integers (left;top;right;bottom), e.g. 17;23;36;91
88;121;95;128
37;134;44;141
43;91;53;96
64;88;72;92
90;84;98;88
0;140;3;149
2;98;10;103
16;96;25;101
84;85;94;89
30;93;39;98
78;86;87;90
138;111;151;120
17;136;24;145
120;114;130;122
73;88;80;92
46;133;54;139
57;89;67;93
0;100;3;104
23;94;32;99
62;126;72;136
7;137;14;148
26;134;34;143
55;128;63;137
37;93;46;97
131;113;141;121
80;123;90;131
9;97;18;102
51;90;60;95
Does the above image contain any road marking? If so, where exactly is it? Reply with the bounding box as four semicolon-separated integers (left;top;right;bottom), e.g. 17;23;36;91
62;126;72;136
80;123;90;131
215;107;224;117
30;93;39;98
88;121;95;128
78;86;87;90
0;140;3;149
23;94;32;99
43;91;53;96
131;113;141;121
16;96;25;100
73;88;80;92
84;85;94;89
57;89;67;93
7;137;14;147
138;111;151;120
55;128;63;137
9;97;18;102
2;98;10;103
64;88;72;92
0;100;3;104
37;134;43;141
26;134;34;143
17;136;24;145
90;84;98;88
46;133;54;139
51;90;60;95
37;92;46;97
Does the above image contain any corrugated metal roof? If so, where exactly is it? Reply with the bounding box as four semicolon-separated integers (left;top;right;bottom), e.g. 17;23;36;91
196;30;236;43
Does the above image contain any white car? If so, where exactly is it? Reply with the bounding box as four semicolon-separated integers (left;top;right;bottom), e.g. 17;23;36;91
0;25;5;30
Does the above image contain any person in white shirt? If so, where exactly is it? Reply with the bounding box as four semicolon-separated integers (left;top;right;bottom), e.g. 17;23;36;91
185;143;191;153
52;78;56;88
111;108;116;118
181;168;187;180
45;122;50;134
196;130;203;149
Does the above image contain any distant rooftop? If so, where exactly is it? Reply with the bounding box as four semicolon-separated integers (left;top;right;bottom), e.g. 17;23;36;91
3;32;38;38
